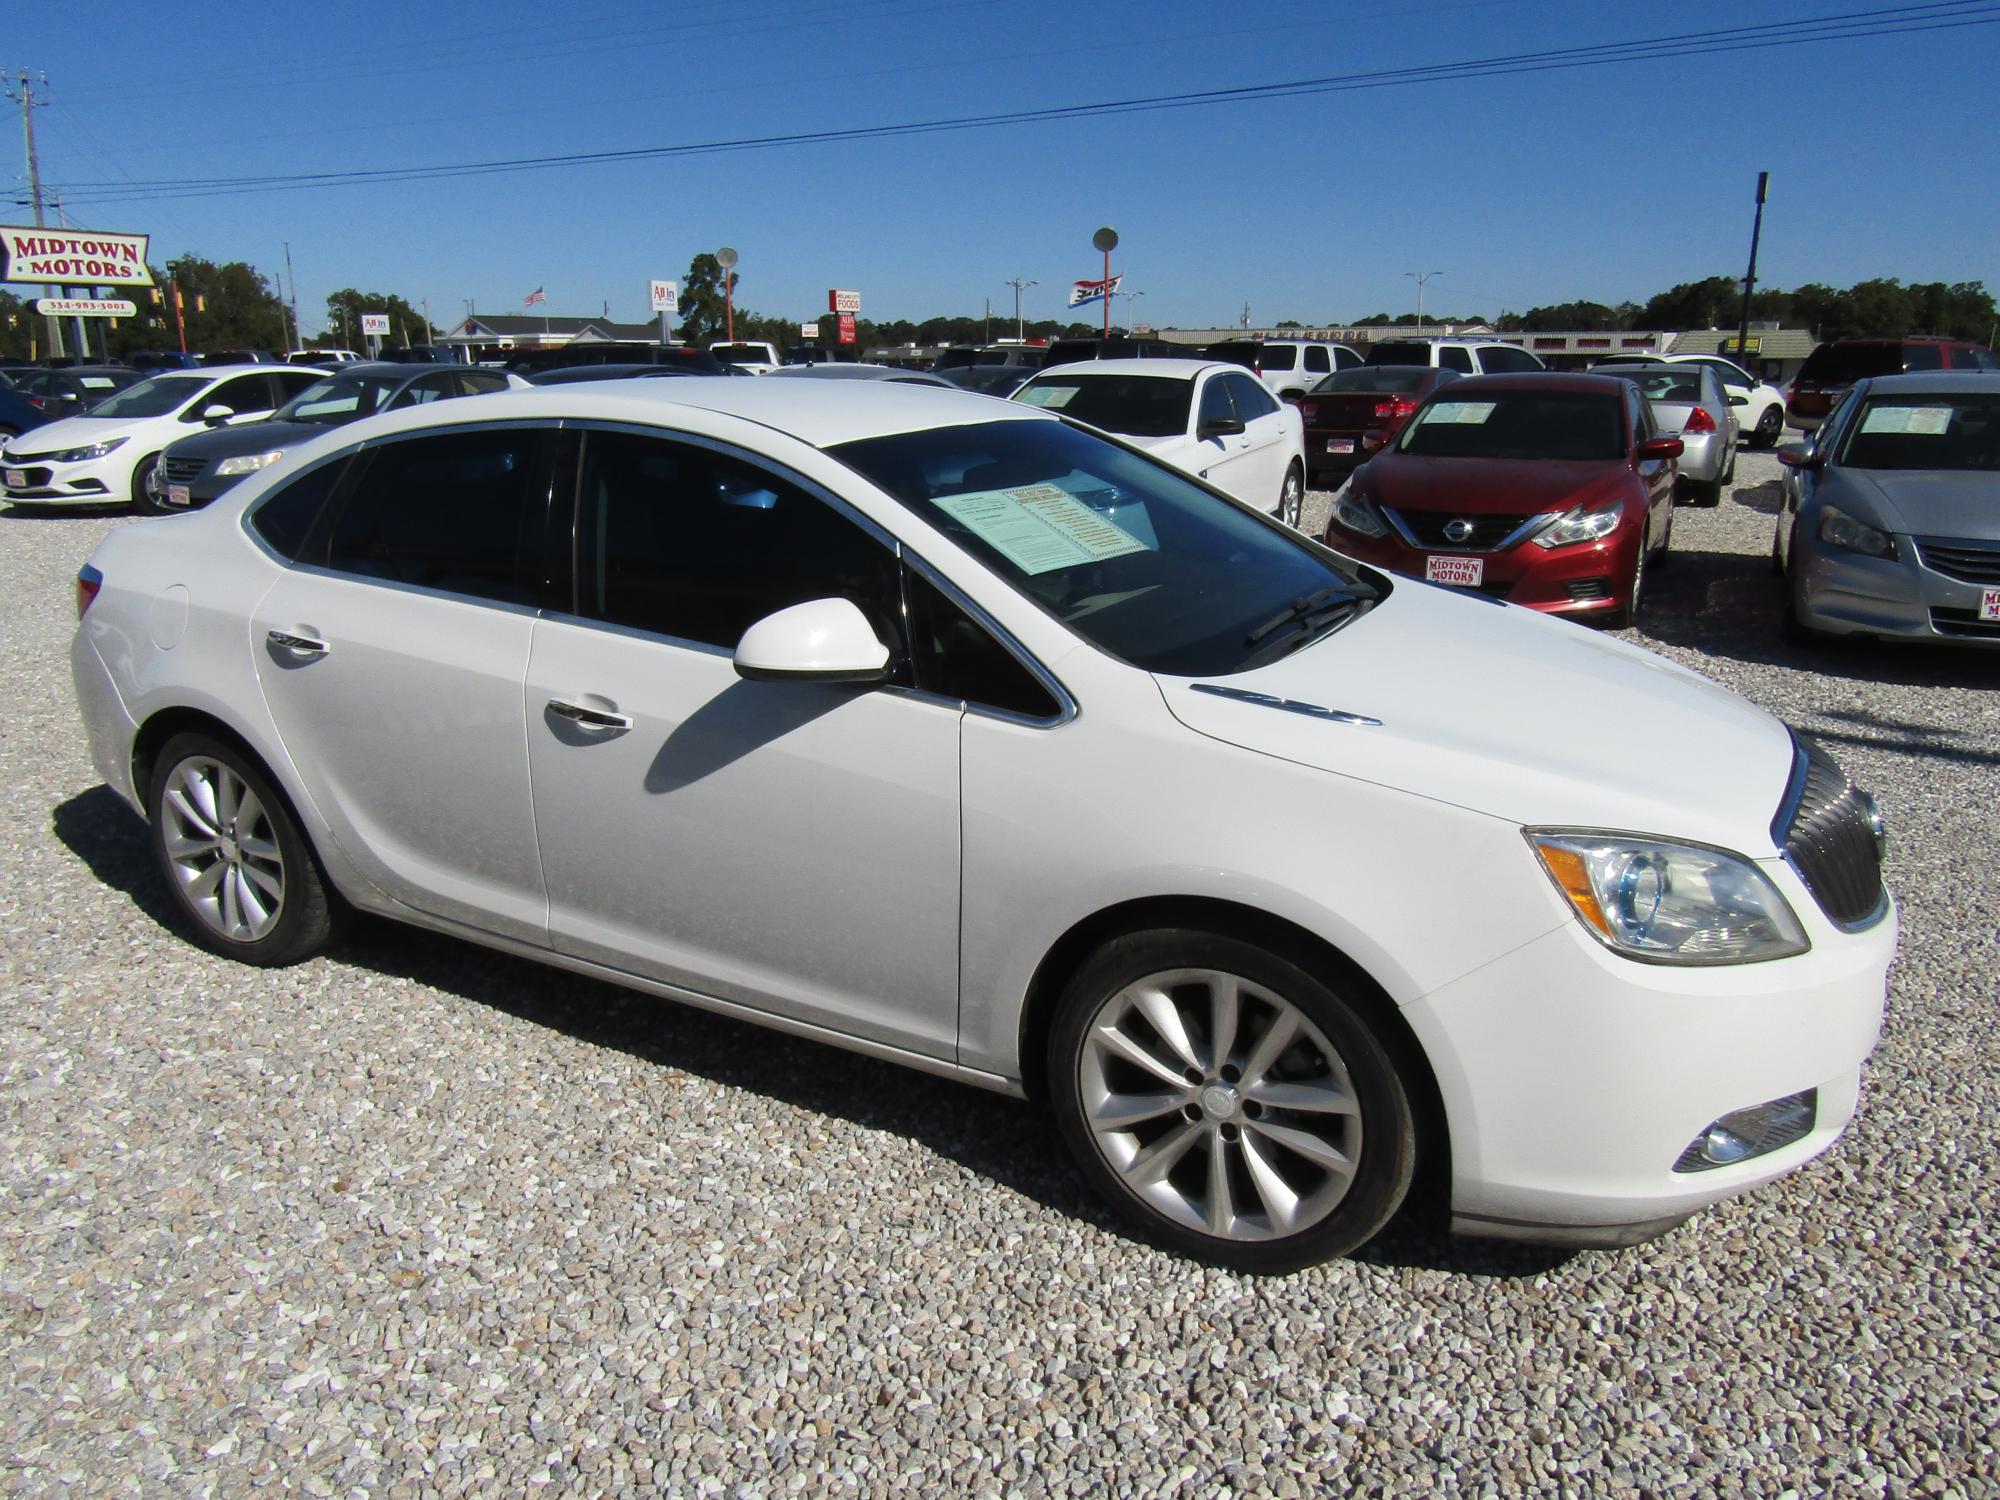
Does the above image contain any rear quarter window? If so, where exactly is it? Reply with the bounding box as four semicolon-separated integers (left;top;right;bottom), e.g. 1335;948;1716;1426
247;456;353;562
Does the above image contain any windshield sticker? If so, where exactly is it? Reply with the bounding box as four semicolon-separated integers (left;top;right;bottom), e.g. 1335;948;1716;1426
935;483;1150;575
1015;385;1078;409
1423;401;1497;425
1859;405;1953;436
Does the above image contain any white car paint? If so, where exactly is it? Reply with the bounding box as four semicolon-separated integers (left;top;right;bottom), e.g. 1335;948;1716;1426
0;365;318;508
1013;358;1305;515
710;340;784;375
1596;353;1788;445
70;378;1893;1255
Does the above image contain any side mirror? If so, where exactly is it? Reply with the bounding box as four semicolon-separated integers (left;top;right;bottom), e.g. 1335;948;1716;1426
733;597;889;685
201;403;237;425
1638;436;1684;461
1197;415;1246;439
1775;442;1820;470
1360;428;1389;453
1728;393;1749;407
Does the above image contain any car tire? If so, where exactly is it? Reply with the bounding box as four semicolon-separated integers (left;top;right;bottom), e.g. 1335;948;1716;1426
1720;445;1736;486
1780;562;1828;645
1753;405;1784;448
1049;928;1416;1274
129;453;167;516
147;731;345;966
1604;522;1648;629
1278;462;1304;530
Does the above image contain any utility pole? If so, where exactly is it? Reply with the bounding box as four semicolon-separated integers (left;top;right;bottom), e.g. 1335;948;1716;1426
6;71;65;357
1005;277;1037;341
1240;301;1250;331
1735;172;1770;375
283;242;301;352
1406;270;1443;335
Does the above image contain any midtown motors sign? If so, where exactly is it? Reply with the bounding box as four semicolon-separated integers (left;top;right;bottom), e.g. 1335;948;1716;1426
0;228;154;287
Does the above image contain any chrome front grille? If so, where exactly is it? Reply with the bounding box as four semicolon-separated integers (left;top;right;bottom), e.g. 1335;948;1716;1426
161;455;207;485
1915;538;2000;586
1774;736;1886;929
1383;508;1544;552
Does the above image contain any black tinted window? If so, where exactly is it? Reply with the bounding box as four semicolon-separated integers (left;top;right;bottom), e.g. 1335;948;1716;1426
247;457;351;562
206;374;279;416
1304;347;1330;373
325;428;552;605
1261;346;1297;371
1364;341;1432;366
1438;346;1475;373
1902;344;1943;371
1477;346;1540;373
1316;367;1432;394
1224;373;1279;417
575;431;905;659
904;566;1060;718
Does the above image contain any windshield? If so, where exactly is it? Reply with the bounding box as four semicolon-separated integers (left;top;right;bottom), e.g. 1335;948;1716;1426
1312;367;1433;394
1014;374;1191;438
829;418;1379;675
88;374;212;420
1798;344;1902;384
276;373;406;424
1837;394;2000;471
711;344;773;366
1398;391;1625;461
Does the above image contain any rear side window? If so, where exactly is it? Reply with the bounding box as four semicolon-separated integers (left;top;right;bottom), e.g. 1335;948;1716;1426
323;428;554;605
1364;341;1433;367
1901;344;1943;371
1438;346;1475;373
247;457;352;562
1303;347;1330;373
1957;346;2000;370
1477;346;1541;374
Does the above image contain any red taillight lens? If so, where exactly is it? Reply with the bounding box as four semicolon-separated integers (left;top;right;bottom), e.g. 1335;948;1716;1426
1373;394;1419;420
1301;401;1319;421
1683;405;1717;433
24;395;45;410
76;564;102;619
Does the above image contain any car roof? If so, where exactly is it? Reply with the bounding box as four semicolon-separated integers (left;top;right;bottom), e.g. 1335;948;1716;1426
1426;371;1630;395
1859;371;2000;394
1028;358;1221;380
319;373;1054;449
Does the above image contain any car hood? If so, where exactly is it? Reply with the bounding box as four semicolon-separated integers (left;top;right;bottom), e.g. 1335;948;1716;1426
1844;469;2000;539
165;419;327;463
1359;454;1631;515
1153;581;1796;853
4;413;143;453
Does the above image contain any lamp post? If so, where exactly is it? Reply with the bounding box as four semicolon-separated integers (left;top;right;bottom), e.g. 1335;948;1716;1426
1734;173;1770;373
1406;270;1443;335
716;246;739;343
1092;228;1118;340
1005;277;1037;341
1116;287;1145;333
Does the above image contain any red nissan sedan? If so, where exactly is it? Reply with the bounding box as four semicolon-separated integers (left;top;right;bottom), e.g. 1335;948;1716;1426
1323;373;1681;627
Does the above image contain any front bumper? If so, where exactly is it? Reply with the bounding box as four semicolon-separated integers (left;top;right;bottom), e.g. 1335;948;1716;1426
1406;873;1894;1244
2;450;131;507
1328;523;1641;618
147;462;240;510
1797;531;2000;646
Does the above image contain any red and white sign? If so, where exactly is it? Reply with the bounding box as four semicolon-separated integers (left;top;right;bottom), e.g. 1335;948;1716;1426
1;227;153;287
360;313;391;337
799;322;818;338
1425;555;1484;588
1981;587;2000;623
34;297;136;318
649;279;679;314
828;288;860;314
836;313;856;346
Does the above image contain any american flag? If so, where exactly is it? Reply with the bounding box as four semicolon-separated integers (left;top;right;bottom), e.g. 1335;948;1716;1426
523;286;546;309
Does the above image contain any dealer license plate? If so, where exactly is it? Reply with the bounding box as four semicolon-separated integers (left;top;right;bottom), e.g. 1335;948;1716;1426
1426;555;1484;588
168;483;191;507
1325;437;1355;454
3;468;24;490
1981;587;2000;622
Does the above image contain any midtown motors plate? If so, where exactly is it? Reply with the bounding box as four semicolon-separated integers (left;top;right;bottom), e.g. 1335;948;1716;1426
1426;555;1484;587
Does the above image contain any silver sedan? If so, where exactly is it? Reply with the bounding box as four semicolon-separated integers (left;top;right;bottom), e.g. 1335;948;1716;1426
1596;364;1737;504
1774;370;2000;646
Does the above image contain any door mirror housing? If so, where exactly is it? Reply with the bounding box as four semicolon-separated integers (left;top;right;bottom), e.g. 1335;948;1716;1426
733;597;890;685
201;403;237;426
1775;442;1821;470
1728;393;1749;407
1637;436;1684;461
1197;415;1246;440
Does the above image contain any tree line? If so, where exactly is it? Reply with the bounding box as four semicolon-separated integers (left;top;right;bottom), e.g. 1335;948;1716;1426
1494;277;1995;342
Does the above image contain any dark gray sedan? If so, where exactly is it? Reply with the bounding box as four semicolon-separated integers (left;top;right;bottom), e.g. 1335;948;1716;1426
150;363;516;510
1775;371;2000;646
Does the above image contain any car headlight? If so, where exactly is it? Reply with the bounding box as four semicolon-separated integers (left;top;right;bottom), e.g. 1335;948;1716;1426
215;450;284;476
1817;505;1896;559
1331;486;1387;538
1532;502;1623;549
52;437;128;464
1528;830;1809;965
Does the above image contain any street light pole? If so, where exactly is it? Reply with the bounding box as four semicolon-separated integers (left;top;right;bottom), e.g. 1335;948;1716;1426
1406;270;1443;335
1117;288;1145;332
1006;277;1037;341
1734;172;1770;373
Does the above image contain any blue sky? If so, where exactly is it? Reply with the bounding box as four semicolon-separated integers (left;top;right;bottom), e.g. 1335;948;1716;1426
11;0;1998;336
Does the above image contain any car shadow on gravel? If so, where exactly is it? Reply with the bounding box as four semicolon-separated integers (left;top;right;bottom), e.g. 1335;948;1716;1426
53;782;1565;1279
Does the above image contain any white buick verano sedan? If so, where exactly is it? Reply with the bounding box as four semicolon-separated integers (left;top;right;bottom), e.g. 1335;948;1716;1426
71;379;1895;1272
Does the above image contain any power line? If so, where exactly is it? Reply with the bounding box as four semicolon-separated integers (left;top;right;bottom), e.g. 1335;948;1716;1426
52;2;2000;206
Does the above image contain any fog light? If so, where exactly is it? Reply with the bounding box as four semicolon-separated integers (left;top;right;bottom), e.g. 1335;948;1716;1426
1673;1089;1817;1173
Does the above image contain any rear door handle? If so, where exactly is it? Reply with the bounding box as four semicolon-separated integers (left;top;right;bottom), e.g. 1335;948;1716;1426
547;697;633;732
267;629;329;657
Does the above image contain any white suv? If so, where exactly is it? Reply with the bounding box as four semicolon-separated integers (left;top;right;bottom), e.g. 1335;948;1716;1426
1364;337;1546;375
1207;338;1364;400
710;341;783;376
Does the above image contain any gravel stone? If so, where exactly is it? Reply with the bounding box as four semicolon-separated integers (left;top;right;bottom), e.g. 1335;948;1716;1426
1;453;1995;1496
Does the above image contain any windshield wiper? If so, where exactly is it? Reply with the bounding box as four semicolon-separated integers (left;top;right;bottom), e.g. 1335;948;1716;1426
1244;587;1338;646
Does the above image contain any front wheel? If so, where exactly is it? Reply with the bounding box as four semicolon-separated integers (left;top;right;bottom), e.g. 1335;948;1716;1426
1278;462;1304;529
147;732;343;966
1753;405;1784;448
1049;929;1416;1273
129;453;166;515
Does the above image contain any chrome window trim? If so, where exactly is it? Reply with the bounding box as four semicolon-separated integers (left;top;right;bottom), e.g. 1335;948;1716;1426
897;546;1078;729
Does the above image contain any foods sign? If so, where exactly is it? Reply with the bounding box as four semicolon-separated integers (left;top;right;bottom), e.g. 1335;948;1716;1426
0;228;154;287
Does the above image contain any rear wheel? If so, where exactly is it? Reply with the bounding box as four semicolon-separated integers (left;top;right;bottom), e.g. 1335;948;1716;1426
1278;462;1304;529
1753;405;1784;447
1050;929;1416;1273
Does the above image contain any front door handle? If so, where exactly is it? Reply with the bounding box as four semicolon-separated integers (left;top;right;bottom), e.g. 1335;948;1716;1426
267;629;329;657
547;697;633;732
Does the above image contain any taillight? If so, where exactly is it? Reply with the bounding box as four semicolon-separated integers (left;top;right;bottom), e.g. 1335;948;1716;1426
1301;401;1319;421
1684;406;1718;434
24;396;45;410
75;563;102;619
1373;394;1419;420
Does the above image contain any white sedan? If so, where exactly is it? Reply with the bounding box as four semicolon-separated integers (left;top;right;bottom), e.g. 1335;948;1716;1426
1013;358;1309;527
71;378;1892;1271
1;365;324;511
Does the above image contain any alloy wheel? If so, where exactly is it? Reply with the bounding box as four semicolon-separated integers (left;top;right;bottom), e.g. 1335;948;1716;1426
1077;966;1362;1241
160;756;287;943
1279;466;1304;529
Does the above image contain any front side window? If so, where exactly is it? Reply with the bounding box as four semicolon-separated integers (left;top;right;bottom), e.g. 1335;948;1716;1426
1197;377;1236;429
1224;373;1279;418
1304;346;1331;373
322;427;554;605
574;431;905;661
902;566;1060;717
830;418;1380;676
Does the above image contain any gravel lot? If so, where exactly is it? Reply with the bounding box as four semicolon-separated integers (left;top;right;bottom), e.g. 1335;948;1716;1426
3;449;1996;1497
